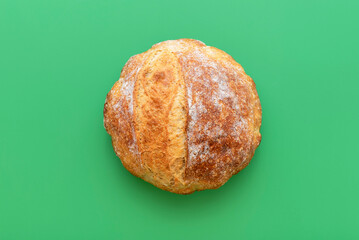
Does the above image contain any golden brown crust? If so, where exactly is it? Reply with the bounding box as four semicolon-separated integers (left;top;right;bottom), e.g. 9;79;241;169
134;50;188;192
104;39;262;194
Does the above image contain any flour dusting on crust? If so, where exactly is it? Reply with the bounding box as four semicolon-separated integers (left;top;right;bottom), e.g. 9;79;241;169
175;43;254;182
111;56;144;156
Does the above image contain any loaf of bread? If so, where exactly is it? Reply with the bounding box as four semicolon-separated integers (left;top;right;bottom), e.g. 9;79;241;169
104;39;262;194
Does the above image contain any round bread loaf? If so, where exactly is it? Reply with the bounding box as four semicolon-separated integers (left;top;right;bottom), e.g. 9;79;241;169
104;39;262;194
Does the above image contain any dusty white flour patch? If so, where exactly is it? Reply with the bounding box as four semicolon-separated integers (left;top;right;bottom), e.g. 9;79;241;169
176;46;251;168
112;56;147;157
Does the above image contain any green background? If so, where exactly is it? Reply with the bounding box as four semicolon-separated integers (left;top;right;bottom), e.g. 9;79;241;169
1;0;358;239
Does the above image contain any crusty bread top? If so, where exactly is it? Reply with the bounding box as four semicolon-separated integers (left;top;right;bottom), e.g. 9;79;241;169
104;39;262;194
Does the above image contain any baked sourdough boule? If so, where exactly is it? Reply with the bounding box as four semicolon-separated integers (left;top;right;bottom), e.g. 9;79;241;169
104;39;262;194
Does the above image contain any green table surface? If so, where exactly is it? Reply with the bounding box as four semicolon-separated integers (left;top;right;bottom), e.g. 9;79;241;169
1;0;359;239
